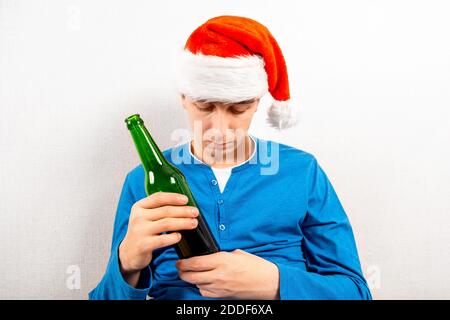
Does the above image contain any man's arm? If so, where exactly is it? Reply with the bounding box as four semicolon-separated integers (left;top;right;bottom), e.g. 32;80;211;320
88;173;152;300
274;157;372;300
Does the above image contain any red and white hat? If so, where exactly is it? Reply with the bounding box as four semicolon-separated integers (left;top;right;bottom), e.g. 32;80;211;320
175;15;298;129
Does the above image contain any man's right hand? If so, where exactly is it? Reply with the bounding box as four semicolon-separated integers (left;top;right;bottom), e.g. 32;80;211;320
118;192;199;287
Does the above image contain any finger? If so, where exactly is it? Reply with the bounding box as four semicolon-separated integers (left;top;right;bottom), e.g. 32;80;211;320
178;270;215;285
135;192;188;209
232;249;249;255
149;232;182;251
197;287;222;299
150;217;198;234
176;252;223;271
144;205;199;221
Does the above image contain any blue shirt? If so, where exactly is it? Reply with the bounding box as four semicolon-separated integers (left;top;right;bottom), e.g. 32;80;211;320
89;136;372;300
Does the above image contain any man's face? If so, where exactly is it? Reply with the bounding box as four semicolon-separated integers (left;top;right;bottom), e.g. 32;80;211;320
181;94;259;161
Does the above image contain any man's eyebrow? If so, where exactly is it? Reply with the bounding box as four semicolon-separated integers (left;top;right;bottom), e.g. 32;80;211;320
234;99;256;105
223;99;256;106
194;98;256;105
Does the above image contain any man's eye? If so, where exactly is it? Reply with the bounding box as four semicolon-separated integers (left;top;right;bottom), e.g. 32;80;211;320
196;106;214;112
230;107;248;115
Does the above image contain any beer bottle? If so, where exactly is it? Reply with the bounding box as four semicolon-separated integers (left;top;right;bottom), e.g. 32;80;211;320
125;114;219;259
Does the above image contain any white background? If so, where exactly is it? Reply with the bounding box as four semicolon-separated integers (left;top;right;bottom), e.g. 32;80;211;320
1;0;449;299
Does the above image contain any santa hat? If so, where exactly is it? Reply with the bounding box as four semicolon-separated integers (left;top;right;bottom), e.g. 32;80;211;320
175;15;299;129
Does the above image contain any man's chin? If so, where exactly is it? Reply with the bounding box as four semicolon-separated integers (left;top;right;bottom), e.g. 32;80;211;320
203;145;234;161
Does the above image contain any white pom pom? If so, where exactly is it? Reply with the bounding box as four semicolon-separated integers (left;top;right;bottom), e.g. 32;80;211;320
266;99;299;129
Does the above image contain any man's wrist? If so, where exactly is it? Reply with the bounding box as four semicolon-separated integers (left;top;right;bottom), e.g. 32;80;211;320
268;261;280;299
118;257;141;288
258;261;280;299
118;243;141;287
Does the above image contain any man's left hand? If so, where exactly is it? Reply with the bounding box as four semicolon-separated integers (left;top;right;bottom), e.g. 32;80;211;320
175;249;280;299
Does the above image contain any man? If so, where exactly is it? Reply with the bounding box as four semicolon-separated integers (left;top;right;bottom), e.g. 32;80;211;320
89;15;372;300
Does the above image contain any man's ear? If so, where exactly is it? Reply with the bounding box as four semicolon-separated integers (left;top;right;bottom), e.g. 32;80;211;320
254;98;260;113
180;94;186;109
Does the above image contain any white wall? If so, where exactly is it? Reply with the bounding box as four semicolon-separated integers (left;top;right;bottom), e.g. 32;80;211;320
1;0;449;299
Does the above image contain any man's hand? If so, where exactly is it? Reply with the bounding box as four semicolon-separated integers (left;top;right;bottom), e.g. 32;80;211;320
119;192;199;287
176;249;280;299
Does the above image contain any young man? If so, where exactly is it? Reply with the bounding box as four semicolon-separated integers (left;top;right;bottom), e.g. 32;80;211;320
89;16;372;300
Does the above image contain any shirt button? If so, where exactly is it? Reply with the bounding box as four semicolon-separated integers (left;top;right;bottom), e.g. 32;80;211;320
217;199;224;205
211;179;218;186
219;224;226;231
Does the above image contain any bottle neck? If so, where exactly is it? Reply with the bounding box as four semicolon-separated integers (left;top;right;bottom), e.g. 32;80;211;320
128;122;169;172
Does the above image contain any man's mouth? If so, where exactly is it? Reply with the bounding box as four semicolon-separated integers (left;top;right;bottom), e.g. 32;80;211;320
206;141;233;150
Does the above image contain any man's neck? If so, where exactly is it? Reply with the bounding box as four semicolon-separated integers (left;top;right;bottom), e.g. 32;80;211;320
190;135;255;169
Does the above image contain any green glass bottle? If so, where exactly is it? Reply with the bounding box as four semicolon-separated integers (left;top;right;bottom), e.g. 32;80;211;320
125;114;219;259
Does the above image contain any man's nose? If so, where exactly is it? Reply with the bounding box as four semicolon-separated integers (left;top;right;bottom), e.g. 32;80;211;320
210;111;232;140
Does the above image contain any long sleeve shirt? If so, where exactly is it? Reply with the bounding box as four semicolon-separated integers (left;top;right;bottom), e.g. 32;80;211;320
207;135;258;192
89;135;372;300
